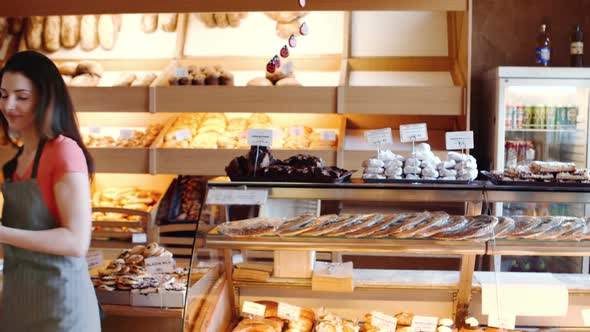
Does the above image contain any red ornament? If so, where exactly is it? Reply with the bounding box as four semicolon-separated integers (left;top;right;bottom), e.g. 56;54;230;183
272;55;281;68
266;61;276;73
280;45;289;58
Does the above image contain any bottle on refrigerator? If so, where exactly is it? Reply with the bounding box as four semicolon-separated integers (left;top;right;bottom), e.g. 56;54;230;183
545;105;556;129
536;24;551;66
570;25;584;67
505;105;514;129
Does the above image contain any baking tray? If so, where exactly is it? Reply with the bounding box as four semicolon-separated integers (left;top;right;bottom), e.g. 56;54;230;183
362;178;473;185
229;171;354;184
481;170;590;188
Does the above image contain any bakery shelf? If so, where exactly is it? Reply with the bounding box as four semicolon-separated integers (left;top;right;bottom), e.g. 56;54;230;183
206;235;485;255
101;305;183;318
69;87;149;113
486;240;590;257
234;269;462;291
0;0;468;17
92;220;144;228
89;147;151;173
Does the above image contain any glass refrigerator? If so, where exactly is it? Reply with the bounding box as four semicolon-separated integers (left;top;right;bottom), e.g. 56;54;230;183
484;66;590;273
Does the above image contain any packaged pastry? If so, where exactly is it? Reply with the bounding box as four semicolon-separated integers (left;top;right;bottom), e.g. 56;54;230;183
217;217;283;237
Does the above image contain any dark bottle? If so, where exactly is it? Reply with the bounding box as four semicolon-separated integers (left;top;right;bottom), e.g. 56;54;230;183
570;25;584;67
536;24;551;66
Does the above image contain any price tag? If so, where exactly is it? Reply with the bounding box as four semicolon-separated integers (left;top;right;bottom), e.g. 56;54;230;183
365;128;393;146
411;316;439;332
445;131;474;150
278;302;301;321
247;129;274;147
175;129;192;141
370;311;397;331
119;129;135;139
206;189;268;205
89;126;101;135
85;250;104;270
242;301;266;317
582;309;590;326
320;130;337;141
144;256;176;274
289;126;305;137
272;128;284;141
400;123;428;143
174;66;189;78
132;233;147;244
488;313;516;330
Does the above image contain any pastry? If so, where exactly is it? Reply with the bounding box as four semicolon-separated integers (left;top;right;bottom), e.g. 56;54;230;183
199;13;216;28
70;74;100;87
143;242;159;256
395;312;414;326
141;14;158;33
536;217;584;240
131;72;157;87
276;214;316;234
76;60;104;77
80;15;99;51
517;216;568;239
97;285;115;291
394;212;450;239
299;214;362;236
491;216;516;239
556;169;590;181
276;77;302;86
381;212;431;237
62;75;72;85
25;16;44;50
432;215;499;241
213;13;229;28
530;161;576;174
43;16;61;52
100;276;117;286
58;62;78;76
130;245;145;255
326;213;384;237
504;216;543;237
344;214;406;238
113;72;137;87
125;254;144;265
98;14;119;50
217;218;281;237
159;13;178;32
60;15;80;48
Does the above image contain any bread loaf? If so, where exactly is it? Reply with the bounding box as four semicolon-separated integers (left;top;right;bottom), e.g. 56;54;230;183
276;77;302;86
158;13;178;32
7;17;24;35
80;15;98;51
58;62;78;76
76;60;104;77
25;16;44;50
113;72;137;87
213;13;229;28
70;74;100;87
60;15;80;48
140;14;158;33
43;16;61;52
198;13;216;28
131;72;157;87
61;75;72;85
98;14;119;50
227;13;242;27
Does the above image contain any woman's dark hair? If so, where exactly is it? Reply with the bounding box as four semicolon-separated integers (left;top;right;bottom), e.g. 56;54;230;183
0;50;95;175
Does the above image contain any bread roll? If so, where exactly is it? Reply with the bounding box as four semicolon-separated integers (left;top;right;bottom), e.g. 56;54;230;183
25;16;44;50
247;77;273;86
43;16;61;52
131;72;157;87
227;13;242;27
276;20;301;39
70;74;100;87
98;15;118;50
80;15;98;51
58;62;78;76
213;13;228;28
113;72;137;87
61;75;72;85
76;60;104;77
199;13;216;28
158;13;178;32
140;14;158;33
60;15;80;48
7;17;24;35
276;77;301;86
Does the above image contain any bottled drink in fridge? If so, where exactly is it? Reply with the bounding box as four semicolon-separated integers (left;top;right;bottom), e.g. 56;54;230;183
505;105;514;129
570;25;584;67
534;106;546;129
524;105;534;128
515;105;525;128
545;105;556;129
556;105;568;128
536;24;551;66
567;105;579;128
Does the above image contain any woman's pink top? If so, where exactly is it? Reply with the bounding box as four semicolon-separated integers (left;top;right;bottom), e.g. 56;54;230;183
13;135;88;223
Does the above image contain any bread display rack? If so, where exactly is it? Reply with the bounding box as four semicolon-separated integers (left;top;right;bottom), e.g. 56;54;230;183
181;180;590;332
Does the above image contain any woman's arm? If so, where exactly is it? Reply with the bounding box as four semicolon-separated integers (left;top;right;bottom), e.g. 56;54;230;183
0;172;92;257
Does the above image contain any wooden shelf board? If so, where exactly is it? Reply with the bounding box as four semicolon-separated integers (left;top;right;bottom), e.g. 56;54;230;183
206;235;485;255
339;86;464;115
154;86;337;114
93;231;134;239
235;269;461;291
486;240;590;257
349;57;453;72
158;224;199;233
93;221;145;228
472;272;590;294
89;148;150;174
0;0;468;16
101;304;183;319
70;87;149;113
91;240;136;249
160;236;195;246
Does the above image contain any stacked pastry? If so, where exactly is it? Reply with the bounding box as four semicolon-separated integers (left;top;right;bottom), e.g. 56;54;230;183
163;114;201;148
58;60;103;87
168;65;234;86
140;13;179;33
362;150;405;180
192;113;228;149
198;12;248;28
232;300;315;332
92;187;161;212
315;309;360;332
92;243;187;292
112;71;158;87
214;213;590;242
83;124;163;148
493;161;590;182
284;126;313;149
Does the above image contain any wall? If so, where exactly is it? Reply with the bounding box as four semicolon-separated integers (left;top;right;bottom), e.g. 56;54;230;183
471;0;590;167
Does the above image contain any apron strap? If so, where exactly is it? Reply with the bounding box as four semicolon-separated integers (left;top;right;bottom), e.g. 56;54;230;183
2;146;24;182
31;139;47;179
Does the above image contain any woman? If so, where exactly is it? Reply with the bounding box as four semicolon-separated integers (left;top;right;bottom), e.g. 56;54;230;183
0;51;100;331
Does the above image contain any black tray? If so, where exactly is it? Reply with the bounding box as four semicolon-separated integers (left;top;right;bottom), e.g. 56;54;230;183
481;170;590;188
362;178;473;185
229;171;354;184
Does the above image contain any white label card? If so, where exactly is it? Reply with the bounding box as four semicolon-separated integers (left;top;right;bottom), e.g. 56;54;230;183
411;316;439;332
247;129;274;147
174;66;189;78
144;256;176;274
89;126;101;135
289;126;305;137
582;309;590;326
132;233;147;244
206;189;268;206
85;250;104;270
119;129;135;139
370;311;397;331
242;301;266;317
488;313;516;330
445;131;474;150
320;130;337;141
278;302;301;321
365;128;393;146
175;129;192;141
400;123;428;143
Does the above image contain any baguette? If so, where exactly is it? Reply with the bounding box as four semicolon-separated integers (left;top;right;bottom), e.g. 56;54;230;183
43;16;61;52
158;13;178;32
80;15;98;51
393;212;450;239
25;16;44;50
60;15;80;48
112;72;137;87
530;161;576;174
98;14;118;50
140;14;158;33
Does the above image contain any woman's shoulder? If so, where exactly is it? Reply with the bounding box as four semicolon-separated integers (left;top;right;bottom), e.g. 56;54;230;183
45;135;84;160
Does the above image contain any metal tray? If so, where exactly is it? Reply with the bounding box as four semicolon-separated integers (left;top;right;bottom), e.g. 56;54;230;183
481;170;590;188
363;178;473;185
229;171;354;184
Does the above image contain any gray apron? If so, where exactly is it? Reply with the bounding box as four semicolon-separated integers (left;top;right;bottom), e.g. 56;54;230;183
0;139;100;332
